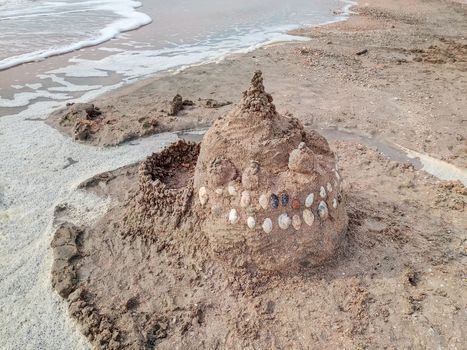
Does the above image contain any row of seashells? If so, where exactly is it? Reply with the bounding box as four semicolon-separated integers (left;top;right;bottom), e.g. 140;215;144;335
226;198;334;233
198;177;340;233
198;178;339;211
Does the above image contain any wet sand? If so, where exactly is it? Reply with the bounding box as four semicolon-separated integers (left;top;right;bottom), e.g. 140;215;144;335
47;0;467;348
52;137;466;349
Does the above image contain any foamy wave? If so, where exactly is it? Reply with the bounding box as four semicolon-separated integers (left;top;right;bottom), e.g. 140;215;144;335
48;26;310;80
0;0;151;71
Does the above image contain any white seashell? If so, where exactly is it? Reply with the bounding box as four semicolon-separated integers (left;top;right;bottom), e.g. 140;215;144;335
215;188;223;195
305;193;314;207
240;190;251;208
247;216;256;229
228;209;239;224
278;213;291;230
259;194;269;210
228;185;237;196
327;182;333;193
262;218;273;233
199;187;208;206
335;170;341;180
303;209;314;226
292;215;301;230
332;198;338;209
318;201;329;220
320;186;327;198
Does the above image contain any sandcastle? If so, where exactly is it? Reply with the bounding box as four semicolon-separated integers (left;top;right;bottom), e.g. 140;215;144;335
124;71;347;273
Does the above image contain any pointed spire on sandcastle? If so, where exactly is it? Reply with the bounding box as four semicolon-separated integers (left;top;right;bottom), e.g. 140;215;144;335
239;70;277;119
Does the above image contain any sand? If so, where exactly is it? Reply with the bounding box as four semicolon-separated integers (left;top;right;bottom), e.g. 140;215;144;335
51;135;466;349
1;0;466;348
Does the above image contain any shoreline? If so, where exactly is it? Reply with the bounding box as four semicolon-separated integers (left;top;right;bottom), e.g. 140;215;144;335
0;0;152;71
0;0;353;117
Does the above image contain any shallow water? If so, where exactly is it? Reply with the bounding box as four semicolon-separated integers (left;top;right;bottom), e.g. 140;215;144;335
0;0;355;115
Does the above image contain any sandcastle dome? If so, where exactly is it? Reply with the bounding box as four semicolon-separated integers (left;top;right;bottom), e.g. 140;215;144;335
193;71;348;272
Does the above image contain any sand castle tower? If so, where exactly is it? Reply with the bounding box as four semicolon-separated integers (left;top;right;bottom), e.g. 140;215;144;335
193;71;347;272
125;71;347;273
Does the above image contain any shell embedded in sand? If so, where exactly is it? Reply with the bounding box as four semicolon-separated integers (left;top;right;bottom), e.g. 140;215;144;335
270;194;279;209
305;193;314;208
215;187;224;195
327;182;332;193
240;191;251;208
320;186;327;198
303;209;315;226
318;201;329;220
259;194;269;210
291;199;300;209
332;198;338;209
229;209;239;224
199;187;208;206
247;216;256;229
278;213;292;230
262;218;273;233
211;204;223;217
292;215;302;230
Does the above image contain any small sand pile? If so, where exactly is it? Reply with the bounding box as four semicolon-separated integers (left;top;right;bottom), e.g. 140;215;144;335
57;103;103;141
48;93;233;146
124;71;347;273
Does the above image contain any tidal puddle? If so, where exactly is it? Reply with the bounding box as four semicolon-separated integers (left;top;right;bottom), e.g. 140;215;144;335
320;128;467;186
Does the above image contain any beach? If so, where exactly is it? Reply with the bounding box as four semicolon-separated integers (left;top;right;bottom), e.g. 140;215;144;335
0;0;466;348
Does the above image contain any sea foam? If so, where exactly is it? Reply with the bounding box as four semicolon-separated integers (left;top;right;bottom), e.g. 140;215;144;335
0;0;151;71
